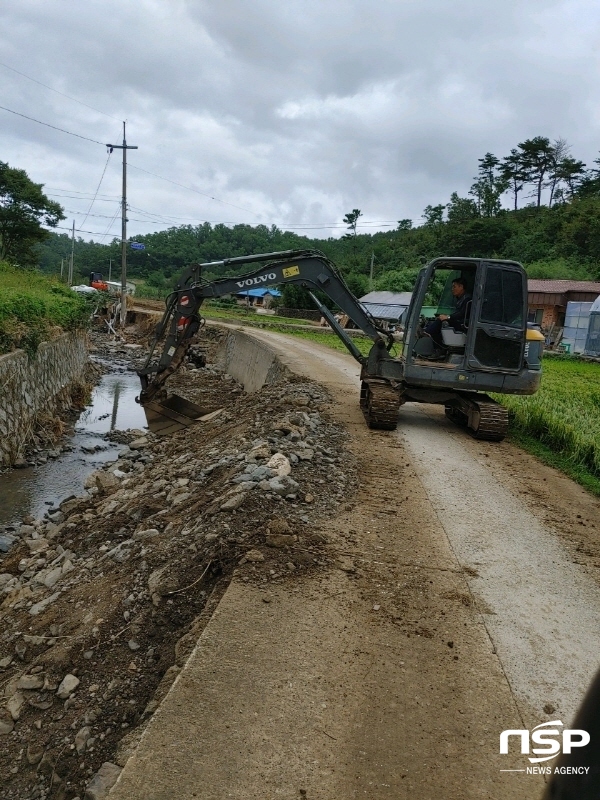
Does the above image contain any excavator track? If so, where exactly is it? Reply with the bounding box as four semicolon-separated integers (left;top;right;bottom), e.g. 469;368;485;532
445;395;509;441
360;381;400;430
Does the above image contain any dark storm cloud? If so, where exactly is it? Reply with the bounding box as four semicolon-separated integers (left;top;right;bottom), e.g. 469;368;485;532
1;0;599;239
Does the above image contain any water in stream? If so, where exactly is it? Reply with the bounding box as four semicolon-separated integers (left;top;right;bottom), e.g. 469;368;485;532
0;367;147;530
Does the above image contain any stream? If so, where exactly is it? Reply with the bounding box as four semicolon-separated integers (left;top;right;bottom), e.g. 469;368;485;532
0;362;147;535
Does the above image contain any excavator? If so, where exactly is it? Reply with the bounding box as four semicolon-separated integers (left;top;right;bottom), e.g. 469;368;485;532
136;249;544;440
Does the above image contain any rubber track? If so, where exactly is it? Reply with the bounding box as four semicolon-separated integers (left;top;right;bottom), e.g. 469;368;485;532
469;398;509;441
361;382;400;430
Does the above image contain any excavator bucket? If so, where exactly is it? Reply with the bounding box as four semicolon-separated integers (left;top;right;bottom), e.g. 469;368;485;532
141;394;223;436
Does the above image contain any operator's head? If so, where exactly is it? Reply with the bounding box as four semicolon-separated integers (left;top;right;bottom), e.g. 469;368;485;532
451;277;467;297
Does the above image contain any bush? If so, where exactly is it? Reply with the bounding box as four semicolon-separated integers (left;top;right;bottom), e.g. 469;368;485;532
0;262;89;355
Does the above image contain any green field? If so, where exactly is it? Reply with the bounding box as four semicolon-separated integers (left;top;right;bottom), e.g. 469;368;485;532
496;357;600;489
0;262;90;355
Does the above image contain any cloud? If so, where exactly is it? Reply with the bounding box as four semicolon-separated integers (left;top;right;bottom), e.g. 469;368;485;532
1;0;599;242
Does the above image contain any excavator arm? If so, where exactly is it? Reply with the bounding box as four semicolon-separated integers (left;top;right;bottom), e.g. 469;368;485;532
138;249;389;406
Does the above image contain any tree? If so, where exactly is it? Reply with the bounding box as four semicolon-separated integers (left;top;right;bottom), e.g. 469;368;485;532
422;204;445;226
447;192;479;223
517;137;555;208
397;219;412;231
343;209;362;238
0;162;64;265
500;149;529;211
469;153;508;217
546;138;570;207
577;155;600;198
554;156;587;201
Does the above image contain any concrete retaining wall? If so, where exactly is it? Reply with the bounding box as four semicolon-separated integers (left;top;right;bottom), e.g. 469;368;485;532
216;329;286;393
0;332;88;465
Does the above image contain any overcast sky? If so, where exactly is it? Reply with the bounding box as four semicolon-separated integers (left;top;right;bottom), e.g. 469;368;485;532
1;0;600;243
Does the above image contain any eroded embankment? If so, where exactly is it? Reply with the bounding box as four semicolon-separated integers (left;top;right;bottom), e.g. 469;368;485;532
0;327;357;800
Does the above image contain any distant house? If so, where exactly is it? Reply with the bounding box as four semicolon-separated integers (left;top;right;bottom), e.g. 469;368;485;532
527;280;600;330
234;287;281;308
358;291;413;324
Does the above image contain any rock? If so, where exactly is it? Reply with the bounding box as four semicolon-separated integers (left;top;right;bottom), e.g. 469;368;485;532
75;725;91;755
265;534;295;549
148;566;177;596
304;494;314;503
7;692;25;720
25;537;49;554
84;761;122;800
0;711;14;734
106;541;132;563
13;457;28;469
0;656;13;668
60;498;81;514
19;524;36;537
84;471;101;489
132;528;160;541
17;674;44;690
297;449;314;461
220;493;247;512
0;535;15;553
42;566;63;589
29;591;61;616
56;674;80;699
267;517;291;535
268;476;299;496
129;437;149;451
247;445;270;461
0;573;14;589
337;557;356;573
267;453;292;476
26;741;45;764
244;549;265;563
95;471;120;494
128;640;140;651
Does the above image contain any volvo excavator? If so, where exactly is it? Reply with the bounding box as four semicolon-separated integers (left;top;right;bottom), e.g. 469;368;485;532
136;249;544;440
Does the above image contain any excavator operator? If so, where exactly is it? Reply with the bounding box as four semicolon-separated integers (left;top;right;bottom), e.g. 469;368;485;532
424;277;471;349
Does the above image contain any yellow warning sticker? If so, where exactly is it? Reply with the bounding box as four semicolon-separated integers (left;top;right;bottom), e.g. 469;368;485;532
282;265;300;278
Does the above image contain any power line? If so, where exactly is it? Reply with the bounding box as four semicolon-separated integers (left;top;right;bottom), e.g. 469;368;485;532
129;164;261;217
46;186;120;198
0;103;105;145
80;151;113;228
47;193;121;204
0;61;121;121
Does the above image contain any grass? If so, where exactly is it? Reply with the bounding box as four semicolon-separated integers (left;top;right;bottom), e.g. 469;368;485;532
494;357;600;486
0;261;90;356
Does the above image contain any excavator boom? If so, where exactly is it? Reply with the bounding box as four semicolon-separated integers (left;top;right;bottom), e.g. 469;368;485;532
136;250;389;433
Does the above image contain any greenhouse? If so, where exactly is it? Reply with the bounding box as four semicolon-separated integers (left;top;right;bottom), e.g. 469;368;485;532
584;295;600;357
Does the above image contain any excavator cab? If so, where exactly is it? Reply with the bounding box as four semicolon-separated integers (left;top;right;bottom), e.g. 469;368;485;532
411;264;477;363
90;272;108;292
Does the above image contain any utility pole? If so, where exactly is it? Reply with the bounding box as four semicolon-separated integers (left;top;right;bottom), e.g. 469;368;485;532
106;122;138;326
108;258;112;282
369;251;375;292
60;258;64;281
68;220;75;286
